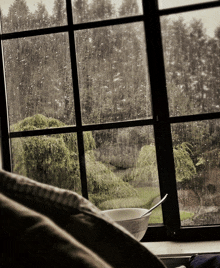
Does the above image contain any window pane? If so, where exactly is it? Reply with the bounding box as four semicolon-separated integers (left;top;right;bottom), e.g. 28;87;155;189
158;0;218;10
86;126;163;225
161;8;220;116
10;133;81;193
171;120;220;226
75;22;152;124
0;0;67;33
72;0;143;24
3;33;75;130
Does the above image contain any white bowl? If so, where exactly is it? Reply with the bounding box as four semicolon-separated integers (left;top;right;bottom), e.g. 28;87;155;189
102;208;151;241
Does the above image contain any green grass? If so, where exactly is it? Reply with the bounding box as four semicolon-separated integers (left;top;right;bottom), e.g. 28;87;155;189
98;186;194;224
135;187;160;209
99;186;160;210
180;211;194;221
149;207;194;224
99;197;147;210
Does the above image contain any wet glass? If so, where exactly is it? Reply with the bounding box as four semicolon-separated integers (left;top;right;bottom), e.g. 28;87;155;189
10;133;81;193
85;126;163;225
171;120;220;226
72;0;143;24
161;7;220;117
158;0;218;10
75;22;152;125
3;32;75;130
0;0;67;33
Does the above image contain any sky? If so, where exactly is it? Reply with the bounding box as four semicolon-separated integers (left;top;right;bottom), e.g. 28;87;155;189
0;0;220;37
159;0;220;37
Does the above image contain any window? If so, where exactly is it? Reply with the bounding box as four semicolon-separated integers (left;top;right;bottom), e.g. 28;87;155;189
1;0;220;242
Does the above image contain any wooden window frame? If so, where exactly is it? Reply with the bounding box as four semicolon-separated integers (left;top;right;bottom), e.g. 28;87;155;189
1;0;220;242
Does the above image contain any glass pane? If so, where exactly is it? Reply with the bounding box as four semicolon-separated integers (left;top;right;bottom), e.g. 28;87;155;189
0;0;67;33
3;33;75;131
158;0;218;9
161;7;220;116
86;126;163;225
11;133;81;193
72;0;143;24
75;22;152;124
171;120;220;226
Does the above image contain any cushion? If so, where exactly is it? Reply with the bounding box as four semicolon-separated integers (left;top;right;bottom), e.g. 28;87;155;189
0;192;111;268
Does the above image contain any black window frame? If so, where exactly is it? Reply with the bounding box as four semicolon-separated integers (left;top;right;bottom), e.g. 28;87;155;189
1;0;220;242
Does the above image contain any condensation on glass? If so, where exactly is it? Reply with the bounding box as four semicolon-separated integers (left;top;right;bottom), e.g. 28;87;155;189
160;7;220;117
10;134;81;193
3;32;75;131
85;127;163;225
0;0;67;33
171;120;220;226
72;0;143;24
158;0;218;10
75;22;152;125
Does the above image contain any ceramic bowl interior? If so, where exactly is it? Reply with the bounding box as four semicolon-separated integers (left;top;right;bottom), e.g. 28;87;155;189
102;208;151;241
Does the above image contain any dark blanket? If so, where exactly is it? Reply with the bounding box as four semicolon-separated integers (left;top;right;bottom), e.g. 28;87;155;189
189;254;220;268
0;169;166;268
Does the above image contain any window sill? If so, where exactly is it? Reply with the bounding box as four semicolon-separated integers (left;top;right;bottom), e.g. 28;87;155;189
142;241;220;268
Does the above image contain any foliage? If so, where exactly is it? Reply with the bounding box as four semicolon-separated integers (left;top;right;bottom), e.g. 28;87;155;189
86;151;137;206
95;144;139;169
11;114;95;191
12;114;137;204
94;127;154;171
133;144;158;185
133;142;196;184
173;143;197;182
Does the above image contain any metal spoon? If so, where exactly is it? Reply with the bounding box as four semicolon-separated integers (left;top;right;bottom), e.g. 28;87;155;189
140;194;168;218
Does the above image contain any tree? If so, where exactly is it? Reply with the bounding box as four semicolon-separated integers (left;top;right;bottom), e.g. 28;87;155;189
7;0;31;32
118;0;140;17
89;0;115;21
31;2;51;28
133;142;196;186
11;114;95;191
52;0;66;25
73;0;90;23
86;151;137;206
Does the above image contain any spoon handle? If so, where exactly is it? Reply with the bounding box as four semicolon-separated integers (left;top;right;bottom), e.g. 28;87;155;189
141;194;168;217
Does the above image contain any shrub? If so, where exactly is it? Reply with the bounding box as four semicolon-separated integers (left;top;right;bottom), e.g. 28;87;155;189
11;114;95;191
86;151;137;206
133;142;197;185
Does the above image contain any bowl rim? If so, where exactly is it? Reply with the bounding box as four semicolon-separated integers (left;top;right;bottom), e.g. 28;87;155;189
102;207;151;222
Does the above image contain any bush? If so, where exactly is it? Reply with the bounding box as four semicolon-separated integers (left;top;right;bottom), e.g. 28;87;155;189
11;114;95;191
11;114;137;204
132;142;197;186
86;151;137;206
95;144;139;169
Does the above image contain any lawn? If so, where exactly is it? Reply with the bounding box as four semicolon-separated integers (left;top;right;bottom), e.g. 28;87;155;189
99;186;194;224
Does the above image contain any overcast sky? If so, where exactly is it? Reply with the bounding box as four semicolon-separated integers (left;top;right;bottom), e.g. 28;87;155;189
0;0;220;37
